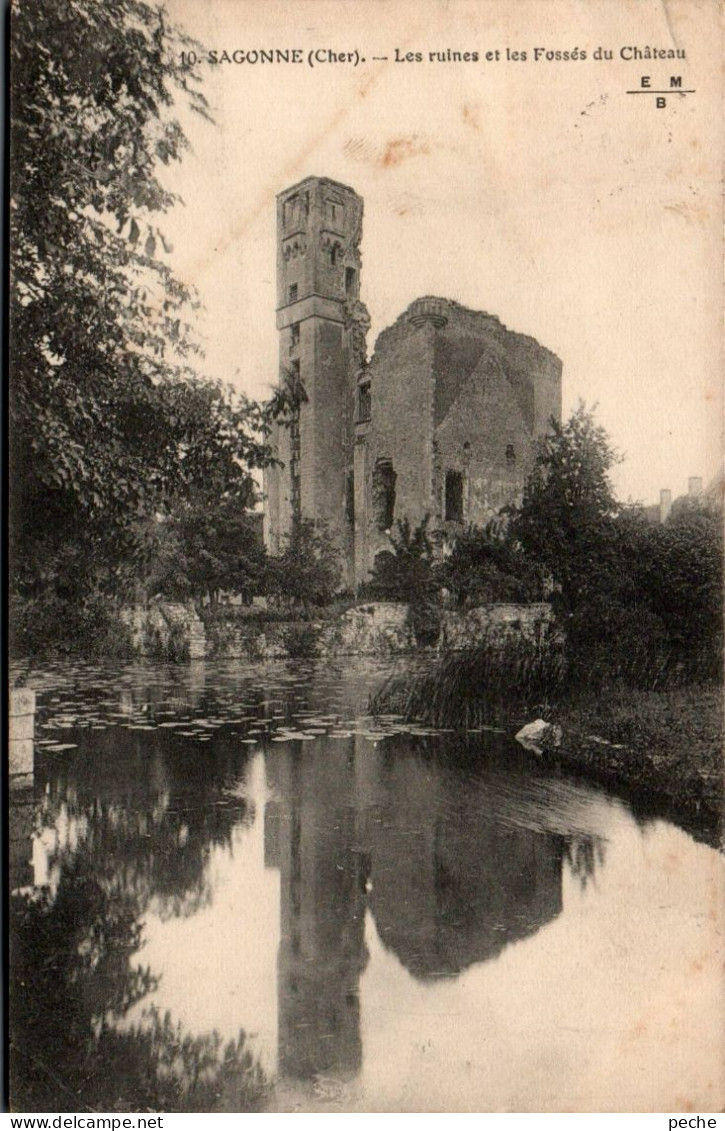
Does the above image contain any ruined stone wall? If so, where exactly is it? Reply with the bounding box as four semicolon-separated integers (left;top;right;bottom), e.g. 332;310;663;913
361;320;436;583
433;358;534;528
266;183;562;592
120;602;206;660
439;603;554;649
307;318;349;536
355;299;562;579
263;415;294;556
193;602;553;660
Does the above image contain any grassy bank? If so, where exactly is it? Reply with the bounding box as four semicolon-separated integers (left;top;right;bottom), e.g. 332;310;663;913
545;683;722;841
370;640;723;842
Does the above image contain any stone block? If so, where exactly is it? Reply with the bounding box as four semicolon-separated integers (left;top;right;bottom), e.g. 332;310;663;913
9;738;34;776
10;688;36;732
9;689;36;776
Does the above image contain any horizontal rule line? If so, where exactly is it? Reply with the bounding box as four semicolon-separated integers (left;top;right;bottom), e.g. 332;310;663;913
626;89;696;94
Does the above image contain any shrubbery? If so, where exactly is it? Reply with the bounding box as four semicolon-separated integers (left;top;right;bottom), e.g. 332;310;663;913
9;591;134;662
434;525;544;606
265;520;341;612
371;632;566;728
512;404;722;688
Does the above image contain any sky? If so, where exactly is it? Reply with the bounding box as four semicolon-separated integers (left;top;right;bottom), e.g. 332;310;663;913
159;0;722;505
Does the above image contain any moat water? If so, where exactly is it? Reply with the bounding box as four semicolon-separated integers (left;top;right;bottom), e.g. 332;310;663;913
9;659;724;1113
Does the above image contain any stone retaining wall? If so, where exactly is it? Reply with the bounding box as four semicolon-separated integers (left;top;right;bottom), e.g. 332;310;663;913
200;602;553;660
121;601;553;661
120;602;206;659
439;603;553;650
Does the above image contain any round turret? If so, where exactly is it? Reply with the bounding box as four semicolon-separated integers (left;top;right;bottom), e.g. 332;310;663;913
407;297;449;329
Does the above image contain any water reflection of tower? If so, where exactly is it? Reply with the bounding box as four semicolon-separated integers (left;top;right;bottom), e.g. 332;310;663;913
264;733;571;1082
264;740;371;1081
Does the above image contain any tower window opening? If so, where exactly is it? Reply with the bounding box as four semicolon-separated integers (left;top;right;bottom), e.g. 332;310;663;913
445;470;464;523
357;382;371;423
345;267;356;295
284;192;308;229
288;283;298;303
330;244;338;266
372;458;396;531
345;470;355;526
505;443;516;464
290;322;300;353
290;406;301;520
326;198;343;224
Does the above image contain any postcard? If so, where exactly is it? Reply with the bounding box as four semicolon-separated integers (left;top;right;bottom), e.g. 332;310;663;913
8;0;723;1115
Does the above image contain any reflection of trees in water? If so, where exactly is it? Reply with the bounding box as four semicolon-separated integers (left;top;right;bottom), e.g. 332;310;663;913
10;855;267;1113
41;796;252;922
35;732;255;921
564;836;607;890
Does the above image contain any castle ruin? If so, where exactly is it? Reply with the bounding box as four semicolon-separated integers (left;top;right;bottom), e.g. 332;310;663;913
264;176;563;588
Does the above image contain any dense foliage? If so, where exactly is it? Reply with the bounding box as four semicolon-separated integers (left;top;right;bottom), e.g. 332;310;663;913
9;0;283;653
619;506;723;683
434;525;544;606
511;404;722;685
365;518;441;644
366;517;435;603
512;402;623;617
130;494;267;606
265;520;341;611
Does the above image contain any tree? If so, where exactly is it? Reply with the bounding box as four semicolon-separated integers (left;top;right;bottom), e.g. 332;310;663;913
512;403;623;621
366;517;441;644
266;520;341;611
11;0;203;522
434;524;544;607
9;0;278;647
166;495;266;606
627;506;723;681
367;517;436;603
513;405;722;687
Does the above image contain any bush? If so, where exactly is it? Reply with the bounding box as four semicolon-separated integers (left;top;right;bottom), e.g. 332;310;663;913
407;599;442;647
146;621;190;663
434;524;544;607
366;517;435;603
266;520;341;611
281;623;321;658
9;592;134;662
633;508;722;682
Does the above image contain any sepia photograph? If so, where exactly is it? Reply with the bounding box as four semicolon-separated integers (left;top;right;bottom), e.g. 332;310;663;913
7;0;724;1115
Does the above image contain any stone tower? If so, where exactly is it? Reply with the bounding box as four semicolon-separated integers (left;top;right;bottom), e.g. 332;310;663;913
264;176;370;585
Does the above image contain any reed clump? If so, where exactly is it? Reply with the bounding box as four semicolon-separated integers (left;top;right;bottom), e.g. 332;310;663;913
370;632;567;729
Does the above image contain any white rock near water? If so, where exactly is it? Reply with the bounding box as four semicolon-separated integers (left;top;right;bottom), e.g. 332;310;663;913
514;718;562;755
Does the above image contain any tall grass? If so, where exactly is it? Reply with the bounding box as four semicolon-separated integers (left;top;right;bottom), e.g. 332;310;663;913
370;633;567;729
369;626;714;731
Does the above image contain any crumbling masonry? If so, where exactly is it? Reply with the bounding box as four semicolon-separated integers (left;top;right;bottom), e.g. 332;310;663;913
263;176;563;588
